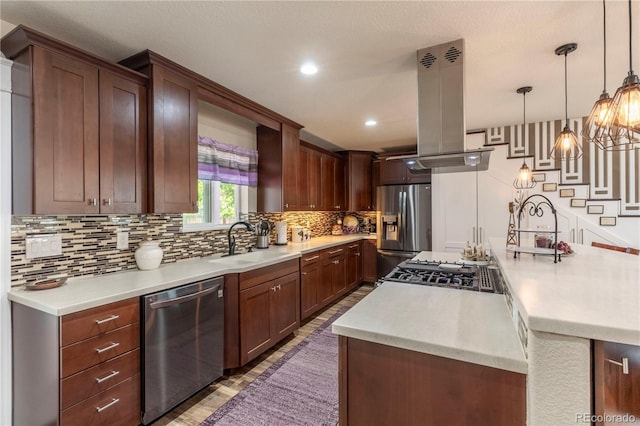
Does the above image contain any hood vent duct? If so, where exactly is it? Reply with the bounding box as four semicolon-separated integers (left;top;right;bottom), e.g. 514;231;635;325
389;39;493;173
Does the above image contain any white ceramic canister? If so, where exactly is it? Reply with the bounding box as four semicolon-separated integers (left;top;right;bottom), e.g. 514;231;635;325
292;226;304;243
135;238;164;270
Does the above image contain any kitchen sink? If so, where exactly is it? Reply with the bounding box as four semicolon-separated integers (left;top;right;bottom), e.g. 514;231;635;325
207;251;284;265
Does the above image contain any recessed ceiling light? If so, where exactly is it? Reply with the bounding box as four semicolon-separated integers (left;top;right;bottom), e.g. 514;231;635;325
300;62;318;75
365;119;377;127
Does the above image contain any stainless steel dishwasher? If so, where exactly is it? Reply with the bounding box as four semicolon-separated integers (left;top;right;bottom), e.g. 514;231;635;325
142;276;224;424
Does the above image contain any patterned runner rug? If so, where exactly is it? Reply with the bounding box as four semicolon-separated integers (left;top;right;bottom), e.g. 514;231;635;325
200;308;347;426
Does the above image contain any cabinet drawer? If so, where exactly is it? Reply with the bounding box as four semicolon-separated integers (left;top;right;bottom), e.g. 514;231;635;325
61;323;140;378
239;259;299;290
300;250;323;268
61;298;139;346
323;245;346;257
60;374;140;426
61;348;140;411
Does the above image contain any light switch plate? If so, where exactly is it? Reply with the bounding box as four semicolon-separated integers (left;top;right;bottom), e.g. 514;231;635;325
116;231;129;249
26;234;62;259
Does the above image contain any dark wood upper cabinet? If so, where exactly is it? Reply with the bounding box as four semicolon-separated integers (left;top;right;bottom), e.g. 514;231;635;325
344;151;374;211
299;143;322;210
99;71;147;214
379;157;431;185
1;26;147;215
120;50;198;213
371;160;380;210
257;124;302;212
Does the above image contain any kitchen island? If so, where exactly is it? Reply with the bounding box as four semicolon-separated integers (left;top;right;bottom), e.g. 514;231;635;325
332;243;640;425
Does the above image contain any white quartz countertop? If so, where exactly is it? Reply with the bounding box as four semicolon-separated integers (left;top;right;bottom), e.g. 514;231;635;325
9;234;373;316
332;280;528;374
489;238;640;345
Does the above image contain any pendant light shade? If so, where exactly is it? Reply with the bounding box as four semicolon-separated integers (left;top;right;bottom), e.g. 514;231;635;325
583;0;616;150
606;0;640;148
513;86;536;190
550;43;583;160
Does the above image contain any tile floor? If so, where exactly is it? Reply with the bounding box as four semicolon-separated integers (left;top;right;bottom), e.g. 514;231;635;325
153;284;373;425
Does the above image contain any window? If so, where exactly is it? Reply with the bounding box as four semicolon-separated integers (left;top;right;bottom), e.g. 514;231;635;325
183;136;256;232
183;180;249;230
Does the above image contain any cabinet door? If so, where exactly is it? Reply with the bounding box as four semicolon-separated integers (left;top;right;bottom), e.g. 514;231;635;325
319;258;335;305
149;65;198;213
379;159;408;185
320;154;335;210
346;242;362;288
33;47;100;214
299;145;321;210
300;262;321;320
282;123;300;211
334;157;346;211
406;169;431;184
332;253;347;296
432;170;477;252
99;71;147;214
594;341;640;424
362;239;378;282
371;160;380;210
272;272;300;340
240;281;273;365
348;153;372;211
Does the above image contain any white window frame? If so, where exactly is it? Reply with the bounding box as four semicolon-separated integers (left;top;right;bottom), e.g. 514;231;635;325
182;180;249;232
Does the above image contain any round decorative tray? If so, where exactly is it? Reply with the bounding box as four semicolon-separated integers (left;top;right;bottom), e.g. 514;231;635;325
24;278;67;291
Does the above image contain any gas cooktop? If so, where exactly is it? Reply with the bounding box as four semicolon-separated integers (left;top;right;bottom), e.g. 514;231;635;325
383;260;503;293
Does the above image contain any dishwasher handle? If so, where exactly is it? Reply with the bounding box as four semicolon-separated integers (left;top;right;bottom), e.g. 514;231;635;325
149;284;221;310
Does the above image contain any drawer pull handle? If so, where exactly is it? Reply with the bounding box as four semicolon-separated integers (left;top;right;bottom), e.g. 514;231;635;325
349;244;359;248
96;398;120;413
607;357;629;374
96;370;120;383
95;314;120;325
304;255;320;261
96;342;120;354
328;249;343;254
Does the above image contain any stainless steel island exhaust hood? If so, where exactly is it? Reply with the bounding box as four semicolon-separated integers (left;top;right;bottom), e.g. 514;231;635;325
389;39;493;173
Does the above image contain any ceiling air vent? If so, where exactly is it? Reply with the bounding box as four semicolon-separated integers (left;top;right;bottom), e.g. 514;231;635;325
419;52;437;69
444;46;462;63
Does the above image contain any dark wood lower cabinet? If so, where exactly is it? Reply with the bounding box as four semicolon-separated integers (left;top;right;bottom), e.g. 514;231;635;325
346;242;362;288
594;340;640;425
362;239;377;282
339;337;526;426
239;271;300;365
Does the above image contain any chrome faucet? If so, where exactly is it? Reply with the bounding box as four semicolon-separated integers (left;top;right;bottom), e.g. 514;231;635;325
226;221;255;256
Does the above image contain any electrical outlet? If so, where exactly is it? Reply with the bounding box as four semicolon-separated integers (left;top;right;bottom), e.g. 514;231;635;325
26;234;62;259
116;231;129;250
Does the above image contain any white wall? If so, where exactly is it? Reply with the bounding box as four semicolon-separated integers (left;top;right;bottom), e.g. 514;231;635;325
197;101;258;212
1;57;13;426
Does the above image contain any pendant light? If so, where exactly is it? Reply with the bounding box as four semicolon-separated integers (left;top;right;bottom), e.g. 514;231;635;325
513;86;536;189
582;0;615;150
550;43;583;160
606;0;640;147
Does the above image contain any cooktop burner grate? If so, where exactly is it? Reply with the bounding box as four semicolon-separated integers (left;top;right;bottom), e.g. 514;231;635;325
383;260;502;294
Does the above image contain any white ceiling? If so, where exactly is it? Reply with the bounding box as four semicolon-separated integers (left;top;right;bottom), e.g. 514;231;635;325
1;1;639;152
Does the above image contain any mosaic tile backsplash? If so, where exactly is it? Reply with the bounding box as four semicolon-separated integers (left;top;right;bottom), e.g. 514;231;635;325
11;211;376;287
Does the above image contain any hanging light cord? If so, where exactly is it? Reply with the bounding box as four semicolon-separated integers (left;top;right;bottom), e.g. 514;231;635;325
603;0;607;91
522;91;527;160
564;51;569;125
628;0;633;74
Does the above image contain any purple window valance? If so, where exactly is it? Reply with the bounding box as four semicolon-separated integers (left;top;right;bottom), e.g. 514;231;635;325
197;136;258;186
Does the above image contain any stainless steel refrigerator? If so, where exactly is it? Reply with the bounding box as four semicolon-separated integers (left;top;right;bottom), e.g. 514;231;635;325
376;184;432;278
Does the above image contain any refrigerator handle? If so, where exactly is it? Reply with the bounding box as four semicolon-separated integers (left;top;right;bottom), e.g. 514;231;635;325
400;191;407;247
397;191;403;245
